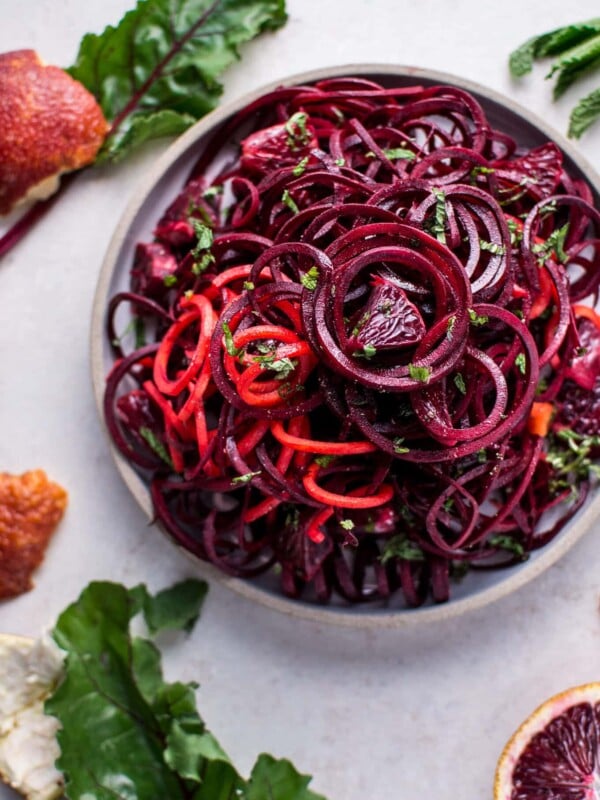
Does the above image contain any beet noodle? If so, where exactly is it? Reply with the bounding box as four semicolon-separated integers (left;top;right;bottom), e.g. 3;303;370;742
104;77;600;608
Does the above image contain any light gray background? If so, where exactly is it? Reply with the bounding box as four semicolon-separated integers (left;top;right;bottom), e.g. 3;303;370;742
1;2;600;799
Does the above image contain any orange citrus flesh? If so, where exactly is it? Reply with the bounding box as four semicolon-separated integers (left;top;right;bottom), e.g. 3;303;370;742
494;683;600;800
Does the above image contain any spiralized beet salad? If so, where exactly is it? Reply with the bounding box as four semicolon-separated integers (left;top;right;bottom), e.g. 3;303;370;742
104;76;600;608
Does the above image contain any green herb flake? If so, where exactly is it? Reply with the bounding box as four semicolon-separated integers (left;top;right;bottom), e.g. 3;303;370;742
163;274;178;287
380;534;425;564
231;470;262;486
292;156;309;176
488;534;527;559
243;281;255;291
432;188;447;244
454;373;467;395
532;222;569;264
470;165;496;177
506;218;523;246
192;251;215;275
515;353;527;374
351;311;371;338
140;426;174;468
314;455;336;467
468;308;489;327
281;188;300;214
339;519;355;531
362;343;377;359
334;157;346;166
479;239;506;255
393;437;410;454
408;363;432;383
191;219;214;253
446;315;456;338
300;265;320;290
285;111;310;149
222;322;240;357
202;185;222;199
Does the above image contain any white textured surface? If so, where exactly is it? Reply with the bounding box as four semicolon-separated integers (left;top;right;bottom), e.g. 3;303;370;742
1;2;600;799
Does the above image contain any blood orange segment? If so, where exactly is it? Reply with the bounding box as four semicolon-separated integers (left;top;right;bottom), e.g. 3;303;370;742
494;683;600;800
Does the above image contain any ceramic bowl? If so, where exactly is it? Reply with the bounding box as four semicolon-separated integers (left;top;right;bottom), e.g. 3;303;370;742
91;64;600;627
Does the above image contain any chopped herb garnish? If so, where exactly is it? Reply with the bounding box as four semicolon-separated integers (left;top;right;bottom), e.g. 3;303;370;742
532;222;569;264
190;219;214;252
468;308;489;326
202;185;222;199
285;111;310;149
515;353;527;374
292;156;309;176
339;519;355;531
315;455;336;467
431;188;447;244
163;274;178;287
408;363;432;383
479;239;506;255
334;157;346;166
362;343;377;359
255;355;297;380
454;373;467;395
243;281;255;291
231;470;261;485
222;322;240;357
446;315;456;337
470;165;496;177
281;189;300;214
393;437;410;454
366;147;415;161
477;448;487;463
506;218;523;245
300;265;320;290
139;427;174;469
192;251;215;275
488;534;526;559
351;311;371;337
380;534;425;564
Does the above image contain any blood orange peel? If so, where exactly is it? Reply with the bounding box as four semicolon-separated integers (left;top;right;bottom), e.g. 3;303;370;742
0;50;108;215
494;682;600;800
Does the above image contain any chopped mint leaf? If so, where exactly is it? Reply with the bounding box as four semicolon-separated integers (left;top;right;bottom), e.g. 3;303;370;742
470;165;496;177
454;373;467;395
362;343;377;359
285;111;310;149
300;266;320;290
334;157;346;166
202;185;222;199
408;363;432;383
163;274;178;287
515;353;527;374
292;156;309;176
315;455;337;467
231;470;262;485
282;188;300;214
468;308;489;326
140;426;174;468
339;519;355;531
393;437;410;454
366;147;415;161
243;281;255;291
380;534;425;564
432;188;447;244
532;222;569;264
191;219;213;253
446;315;456;337
479;239;506;255
506;218;523;245
488;534;526;558
222;322;240;357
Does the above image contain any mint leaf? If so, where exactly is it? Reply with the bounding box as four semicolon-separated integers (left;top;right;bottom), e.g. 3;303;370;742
569;86;600;137
509;36;540;77
408;363;432;383
246;754;328;800
69;0;288;162
550;33;600;98
380;535;424;564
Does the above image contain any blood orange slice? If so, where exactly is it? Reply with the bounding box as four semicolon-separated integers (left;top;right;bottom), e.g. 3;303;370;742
494;683;600;799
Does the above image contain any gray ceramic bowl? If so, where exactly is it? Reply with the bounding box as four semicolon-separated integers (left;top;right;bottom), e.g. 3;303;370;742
91;64;600;627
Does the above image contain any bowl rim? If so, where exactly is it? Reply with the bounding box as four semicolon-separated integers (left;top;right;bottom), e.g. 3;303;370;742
91;62;600;628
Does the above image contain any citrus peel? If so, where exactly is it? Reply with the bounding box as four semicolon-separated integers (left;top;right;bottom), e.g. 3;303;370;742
494;682;600;799
0;49;108;215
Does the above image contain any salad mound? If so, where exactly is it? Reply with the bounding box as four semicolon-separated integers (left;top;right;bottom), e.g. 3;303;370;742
104;76;600;608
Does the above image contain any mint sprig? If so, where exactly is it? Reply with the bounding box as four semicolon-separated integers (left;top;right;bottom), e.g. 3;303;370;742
509;18;600;137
